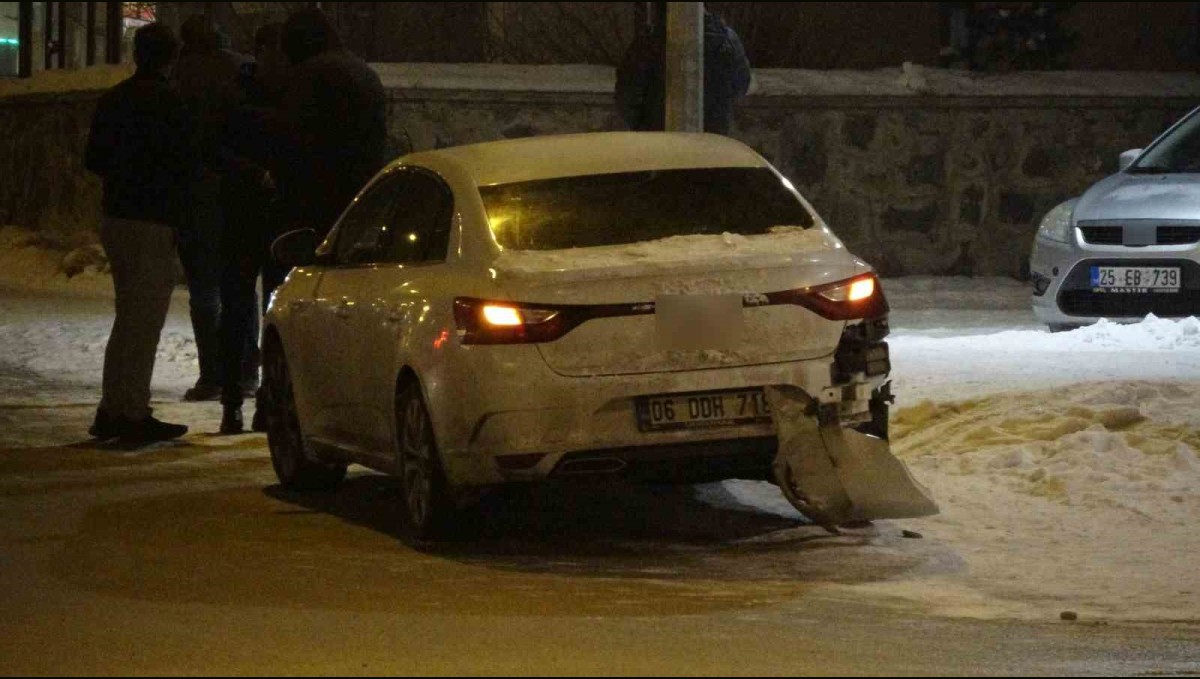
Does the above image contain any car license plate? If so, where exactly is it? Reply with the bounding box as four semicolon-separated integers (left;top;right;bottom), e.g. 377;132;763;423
635;389;772;432
1090;266;1180;293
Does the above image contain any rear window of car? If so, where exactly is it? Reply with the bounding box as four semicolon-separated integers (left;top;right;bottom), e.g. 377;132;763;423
479;167;814;251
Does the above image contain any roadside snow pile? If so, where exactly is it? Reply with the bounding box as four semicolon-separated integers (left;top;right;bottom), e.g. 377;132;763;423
898;314;1200;353
699;381;1200;620
893;382;1199;517
0;64;132;99
1072;315;1200;350
0;226;112;296
886;381;1200;620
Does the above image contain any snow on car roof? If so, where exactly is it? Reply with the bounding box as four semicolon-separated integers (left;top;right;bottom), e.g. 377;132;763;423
399;132;769;187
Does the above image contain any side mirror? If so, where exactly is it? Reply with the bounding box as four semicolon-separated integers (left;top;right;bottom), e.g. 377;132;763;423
271;229;319;268
1118;148;1143;172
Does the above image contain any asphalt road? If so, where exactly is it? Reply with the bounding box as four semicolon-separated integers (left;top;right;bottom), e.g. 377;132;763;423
1;406;1198;676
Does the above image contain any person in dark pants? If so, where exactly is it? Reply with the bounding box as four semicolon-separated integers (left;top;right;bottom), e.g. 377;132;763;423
220;9;386;432
172;15;252;402
615;7;752;135
217;23;291;434
85;23;194;443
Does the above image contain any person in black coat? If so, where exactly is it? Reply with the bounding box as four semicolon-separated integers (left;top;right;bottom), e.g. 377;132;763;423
85;23;195;443
171;15;251;403
274;8;388;242
615;8;752;136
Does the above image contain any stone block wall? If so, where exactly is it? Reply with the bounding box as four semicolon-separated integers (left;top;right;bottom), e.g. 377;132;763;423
388;89;1192;278
2;77;1195;277
0;91;104;248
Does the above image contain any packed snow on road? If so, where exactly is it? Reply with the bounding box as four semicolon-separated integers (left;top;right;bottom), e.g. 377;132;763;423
1;224;1197;623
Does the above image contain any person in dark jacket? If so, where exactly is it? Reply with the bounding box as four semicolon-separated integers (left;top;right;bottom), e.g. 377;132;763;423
274;7;388;241
85;23;194;443
216;22;290;434
171;14;251;403
615;8;752;135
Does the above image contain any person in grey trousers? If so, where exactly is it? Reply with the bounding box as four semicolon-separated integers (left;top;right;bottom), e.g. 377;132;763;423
84;23;194;443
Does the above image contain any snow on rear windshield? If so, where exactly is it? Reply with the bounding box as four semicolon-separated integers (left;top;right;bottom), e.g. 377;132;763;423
479;167;814;251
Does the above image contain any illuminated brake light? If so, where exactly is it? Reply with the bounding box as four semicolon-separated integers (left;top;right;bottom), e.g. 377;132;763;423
776;275;886;320
455;298;575;344
818;276;877;304
482;305;523;326
848;278;875;302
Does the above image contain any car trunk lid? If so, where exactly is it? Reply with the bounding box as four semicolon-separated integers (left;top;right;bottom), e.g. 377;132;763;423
493;228;870;377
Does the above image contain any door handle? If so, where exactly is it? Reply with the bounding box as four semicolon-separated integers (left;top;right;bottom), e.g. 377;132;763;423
334;299;353;319
289;300;312;313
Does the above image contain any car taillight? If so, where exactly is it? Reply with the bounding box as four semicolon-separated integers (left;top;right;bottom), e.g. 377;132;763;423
767;274;888;321
454;298;572;344
453;275;885;345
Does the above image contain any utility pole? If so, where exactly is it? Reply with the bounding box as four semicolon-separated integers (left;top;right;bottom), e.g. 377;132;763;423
663;2;703;132
18;1;32;77
105;1;122;64
86;2;97;66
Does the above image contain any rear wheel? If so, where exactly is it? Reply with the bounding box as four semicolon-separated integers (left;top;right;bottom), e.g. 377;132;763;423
262;340;347;490
396;379;455;539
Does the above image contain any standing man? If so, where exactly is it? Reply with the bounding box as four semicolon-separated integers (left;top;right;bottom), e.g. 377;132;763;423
171;14;250;402
275;7;388;242
85;23;193;443
217;22;290;434
615;6;752;135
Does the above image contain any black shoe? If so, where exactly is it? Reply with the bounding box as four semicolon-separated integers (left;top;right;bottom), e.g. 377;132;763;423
183;381;221;402
88;408;121;439
118;415;188;443
250;408;267;433
220;405;244;435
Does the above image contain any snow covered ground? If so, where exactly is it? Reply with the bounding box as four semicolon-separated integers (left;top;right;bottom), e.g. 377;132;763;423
1;227;1197;623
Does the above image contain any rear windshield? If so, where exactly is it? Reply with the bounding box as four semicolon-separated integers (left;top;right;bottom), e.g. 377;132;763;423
479;167;814;251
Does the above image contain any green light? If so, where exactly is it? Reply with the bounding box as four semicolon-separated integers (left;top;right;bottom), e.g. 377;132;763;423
0;38;18;46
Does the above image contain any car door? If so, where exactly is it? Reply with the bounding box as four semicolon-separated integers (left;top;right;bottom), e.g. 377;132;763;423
342;168;455;456
304;170;411;446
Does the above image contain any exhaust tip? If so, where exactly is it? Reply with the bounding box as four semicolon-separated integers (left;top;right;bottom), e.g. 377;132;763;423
555;457;627;476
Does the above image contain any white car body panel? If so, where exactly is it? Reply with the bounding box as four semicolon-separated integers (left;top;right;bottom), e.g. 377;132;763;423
266;132;888;488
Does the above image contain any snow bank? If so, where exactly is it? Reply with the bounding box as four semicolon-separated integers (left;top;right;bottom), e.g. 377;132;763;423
0;64;133;99
888;381;1200;620
0;226;113;297
700;380;1200;621
900;314;1200;353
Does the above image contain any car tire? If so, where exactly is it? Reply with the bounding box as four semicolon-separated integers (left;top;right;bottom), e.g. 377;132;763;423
262;340;347;491
1048;323;1080;333
396;379;455;539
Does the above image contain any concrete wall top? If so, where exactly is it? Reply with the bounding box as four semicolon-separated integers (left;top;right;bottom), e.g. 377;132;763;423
7;62;1200;108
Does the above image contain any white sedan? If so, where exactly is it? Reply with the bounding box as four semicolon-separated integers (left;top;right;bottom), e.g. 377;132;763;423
263;132;893;537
